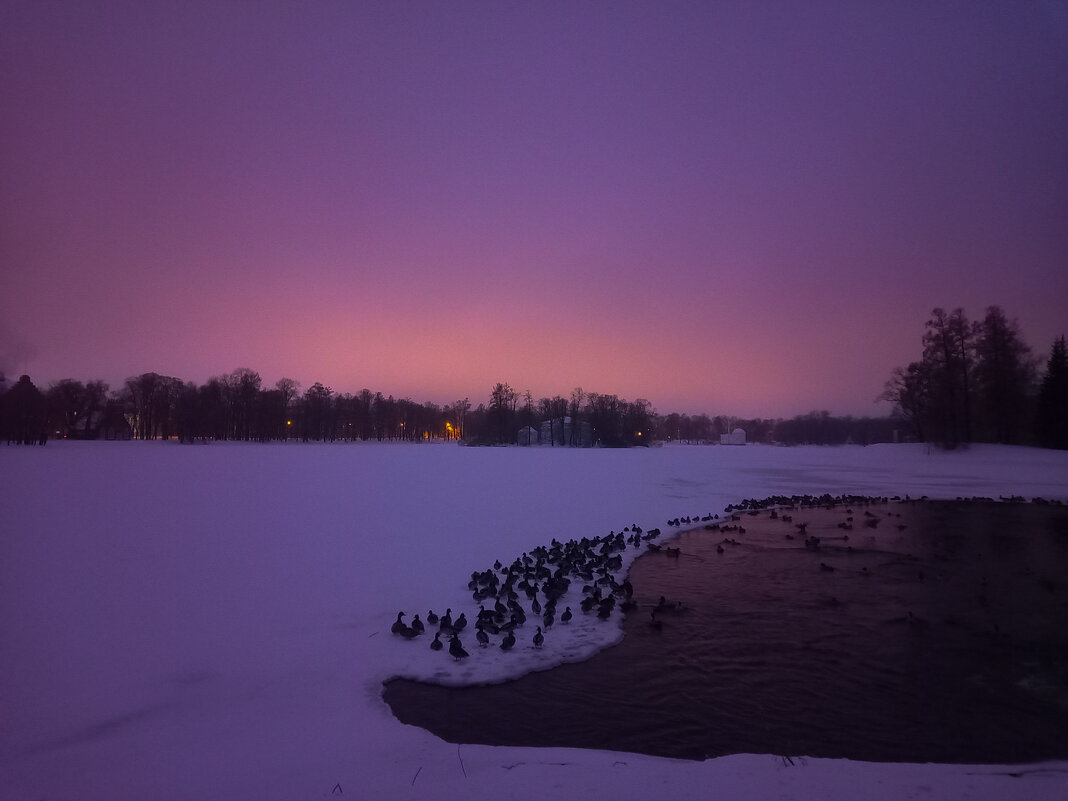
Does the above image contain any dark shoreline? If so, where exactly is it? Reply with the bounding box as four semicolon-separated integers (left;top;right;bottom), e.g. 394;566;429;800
384;498;1068;763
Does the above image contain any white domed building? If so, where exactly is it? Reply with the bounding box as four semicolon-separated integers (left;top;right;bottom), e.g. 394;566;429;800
720;427;747;445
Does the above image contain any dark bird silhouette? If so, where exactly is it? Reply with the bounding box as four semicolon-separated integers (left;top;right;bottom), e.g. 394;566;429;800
500;630;516;650
597;598;614;619
426;610;439;626
533;626;544;648
430;632;443;651
449;634;469;660
476;627;489;647
410;615;424;635
391;612;408;636
560;606;573;623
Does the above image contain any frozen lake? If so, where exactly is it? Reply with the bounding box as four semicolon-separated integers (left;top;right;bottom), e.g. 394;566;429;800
2;441;1068;800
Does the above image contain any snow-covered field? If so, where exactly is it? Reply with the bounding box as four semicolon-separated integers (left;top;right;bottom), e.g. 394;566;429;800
2;441;1067;801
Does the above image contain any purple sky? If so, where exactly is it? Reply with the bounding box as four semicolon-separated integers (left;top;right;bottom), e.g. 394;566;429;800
2;1;1065;417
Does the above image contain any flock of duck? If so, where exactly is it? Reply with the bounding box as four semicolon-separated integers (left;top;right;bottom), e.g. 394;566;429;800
390;492;1059;661
389;514;720;659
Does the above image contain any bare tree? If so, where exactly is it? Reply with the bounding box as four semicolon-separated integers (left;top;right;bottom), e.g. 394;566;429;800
275;378;300;438
879;361;933;442
227;368;262;441
922;308;974;446
489;382;516;443
453;397;470;440
568;387;585;446
123;372;162;439
302;382;334;441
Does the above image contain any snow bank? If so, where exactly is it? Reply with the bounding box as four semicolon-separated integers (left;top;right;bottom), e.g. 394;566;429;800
1;441;1066;800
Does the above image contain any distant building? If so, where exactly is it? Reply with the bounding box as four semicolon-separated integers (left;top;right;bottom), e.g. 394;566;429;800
720;428;746;445
539;416;592;447
69;401;133;440
99;401;133;440
517;425;539;446
71;413;97;439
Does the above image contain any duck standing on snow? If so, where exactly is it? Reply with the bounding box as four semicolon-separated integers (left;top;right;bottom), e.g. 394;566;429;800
500;630;516;651
449;634;469;660
533;626;544;648
430;632;443;651
391;612;408;636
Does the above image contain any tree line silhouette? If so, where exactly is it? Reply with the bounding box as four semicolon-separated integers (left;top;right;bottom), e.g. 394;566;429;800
880;306;1066;449
1;367;907;447
2;307;1062;448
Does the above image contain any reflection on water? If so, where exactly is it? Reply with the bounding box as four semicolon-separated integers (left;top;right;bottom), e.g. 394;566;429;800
383;500;1068;762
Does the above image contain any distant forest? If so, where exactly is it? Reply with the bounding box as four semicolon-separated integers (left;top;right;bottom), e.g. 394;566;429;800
2;306;1064;449
0;370;901;447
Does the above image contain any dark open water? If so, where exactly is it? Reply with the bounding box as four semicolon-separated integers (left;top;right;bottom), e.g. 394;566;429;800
383;500;1068;762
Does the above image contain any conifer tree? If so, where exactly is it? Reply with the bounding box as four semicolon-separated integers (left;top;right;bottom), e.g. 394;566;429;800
1035;336;1068;449
972;306;1035;444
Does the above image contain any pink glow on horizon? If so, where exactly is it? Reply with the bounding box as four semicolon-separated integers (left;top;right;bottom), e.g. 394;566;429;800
2;2;1065;418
